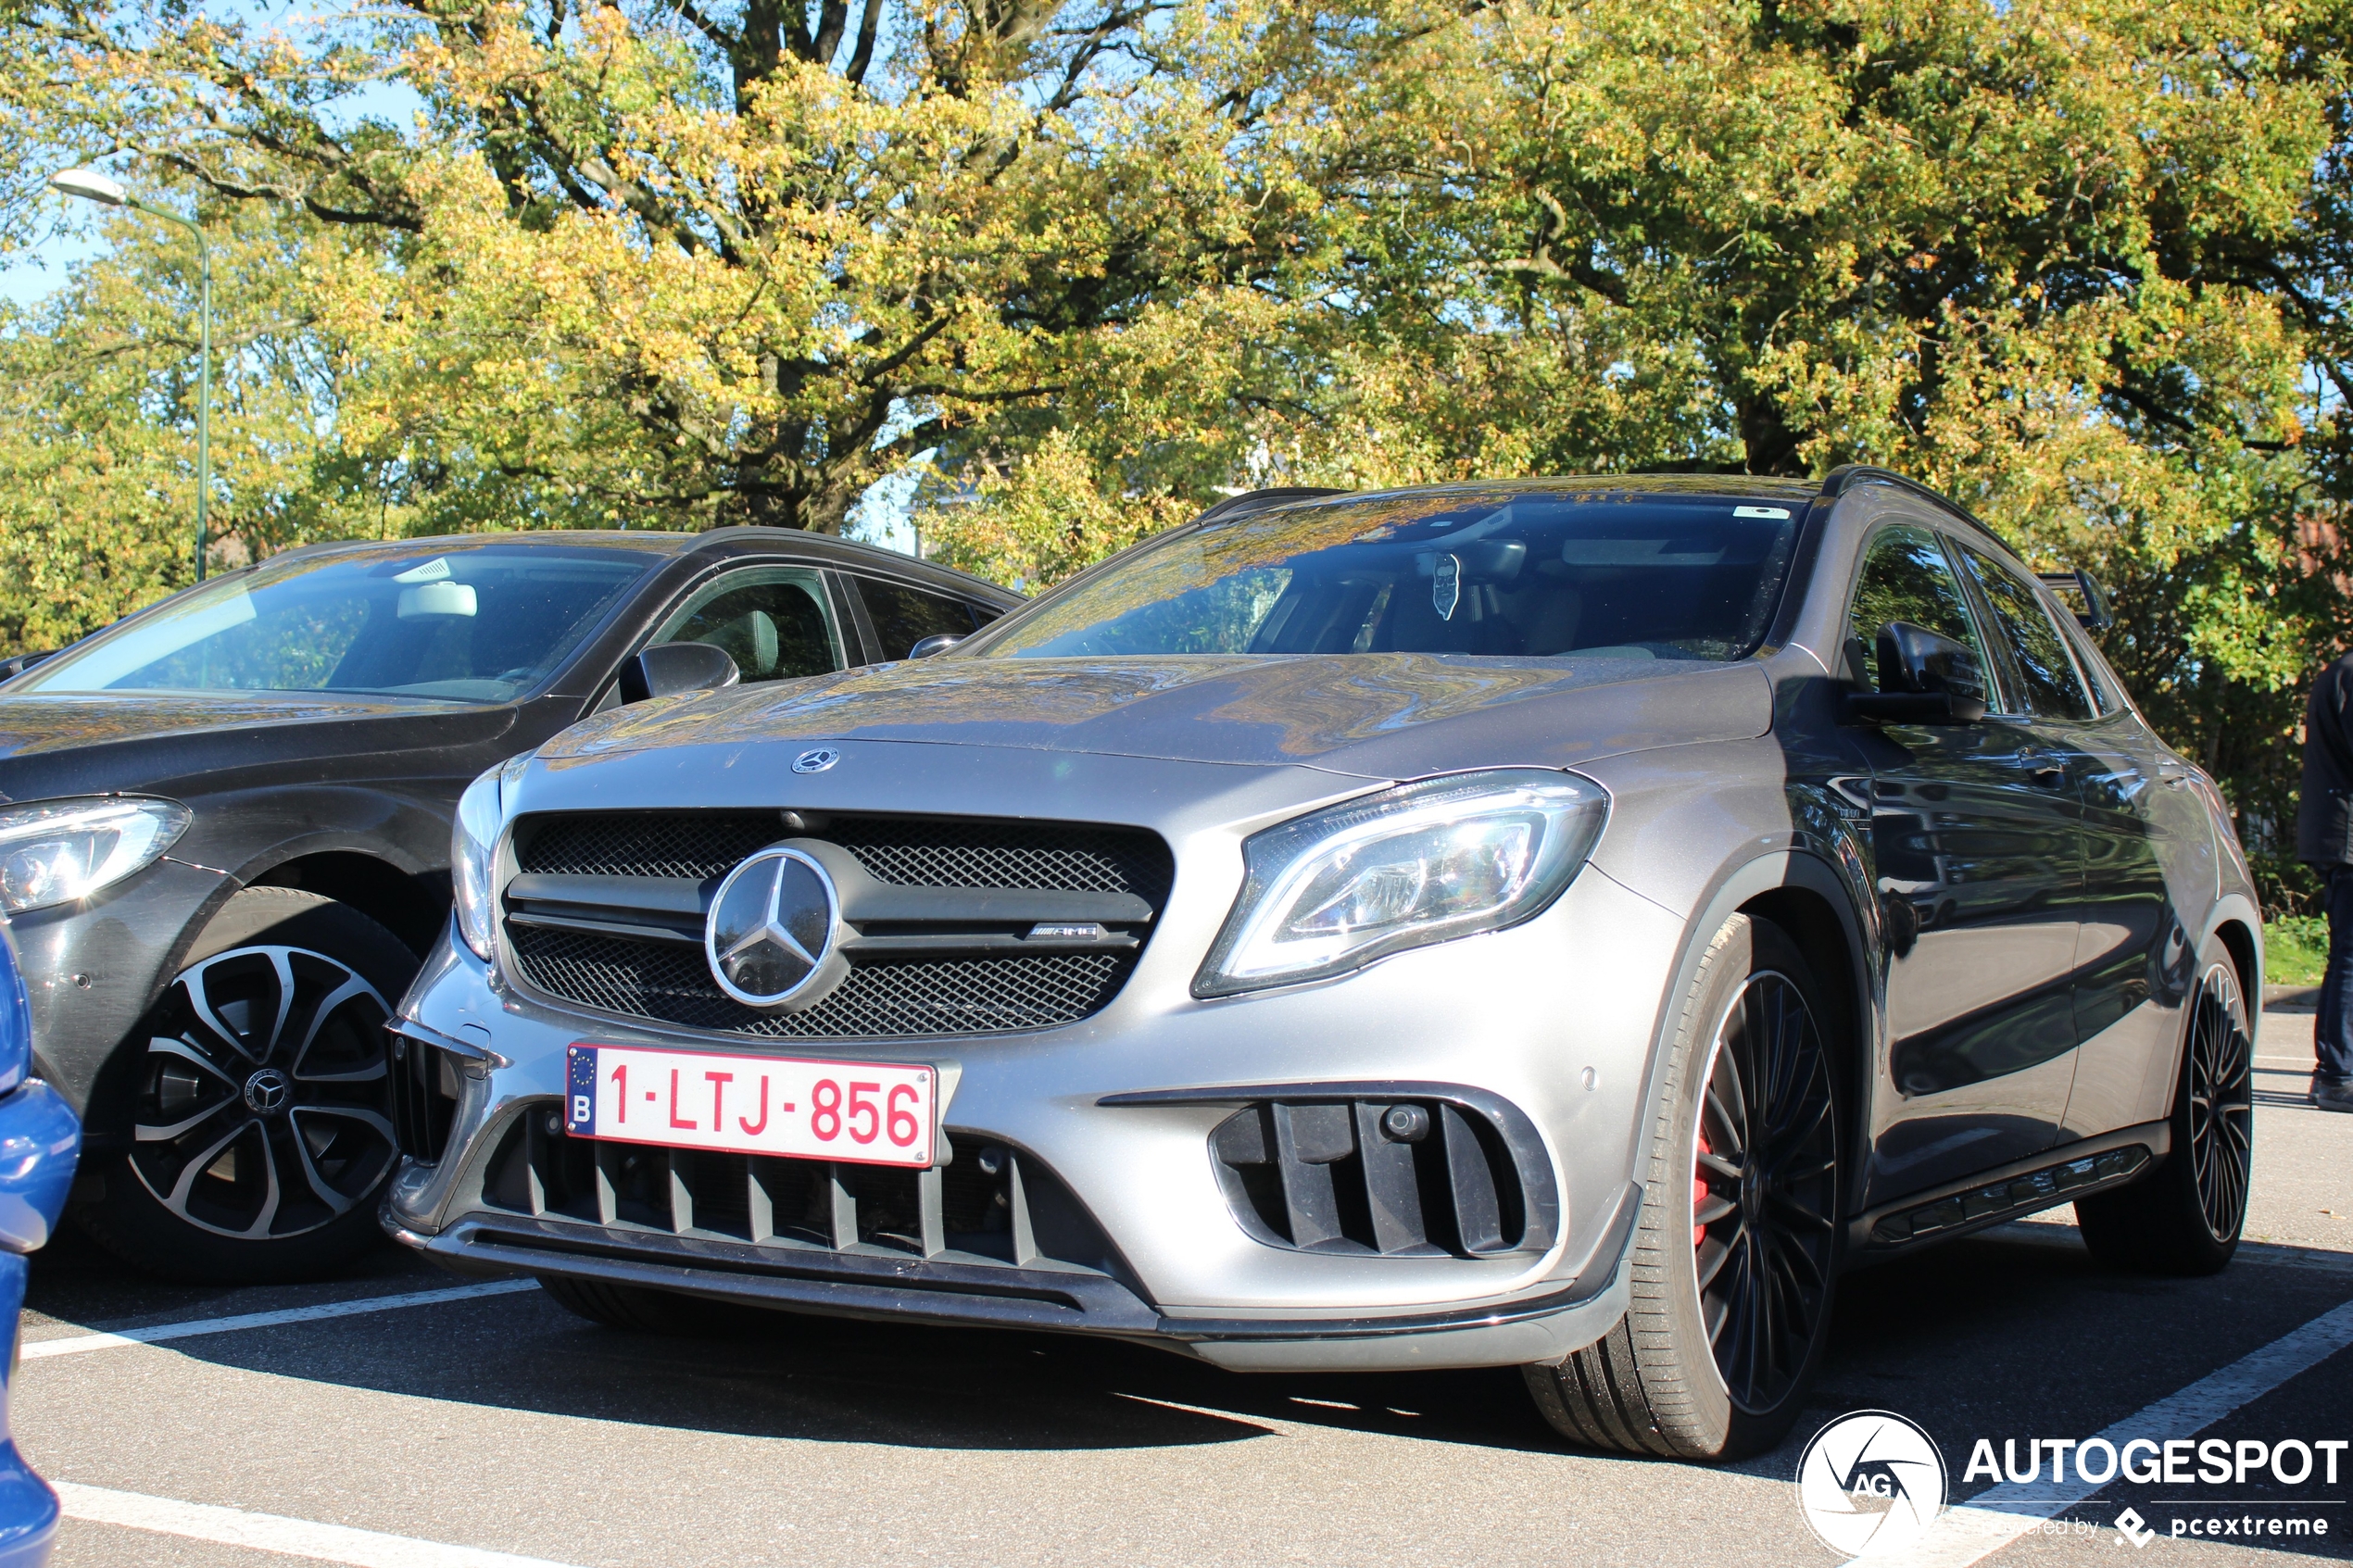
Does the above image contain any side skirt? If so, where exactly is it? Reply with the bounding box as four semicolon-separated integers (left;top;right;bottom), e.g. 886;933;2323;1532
1843;1120;2171;1263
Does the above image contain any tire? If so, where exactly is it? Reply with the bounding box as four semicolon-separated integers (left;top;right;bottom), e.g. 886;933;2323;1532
1525;913;1845;1460
2075;937;2253;1276
538;1275;761;1337
72;887;419;1285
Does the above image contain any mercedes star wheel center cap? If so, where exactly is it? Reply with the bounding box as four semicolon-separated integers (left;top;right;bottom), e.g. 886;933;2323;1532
705;847;841;1008
243;1066;292;1116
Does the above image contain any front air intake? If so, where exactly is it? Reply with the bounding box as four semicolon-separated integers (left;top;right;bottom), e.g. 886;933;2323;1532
1205;1094;1555;1258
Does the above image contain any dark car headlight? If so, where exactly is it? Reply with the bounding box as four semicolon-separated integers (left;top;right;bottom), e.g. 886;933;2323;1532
1193;770;1608;997
0;796;191;914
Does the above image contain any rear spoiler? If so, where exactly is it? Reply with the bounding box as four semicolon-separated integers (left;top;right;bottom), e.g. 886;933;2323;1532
2037;570;2114;633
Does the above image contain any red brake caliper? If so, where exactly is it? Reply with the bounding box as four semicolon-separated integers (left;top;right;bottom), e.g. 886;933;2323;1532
1692;1128;1711;1250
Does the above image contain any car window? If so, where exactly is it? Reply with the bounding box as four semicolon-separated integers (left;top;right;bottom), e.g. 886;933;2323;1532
16;545;654;703
1845;526;1994;692
1957;544;2095;721
975;488;1806;661
2052;610;2122;717
652;566;842;683
858;578;982;661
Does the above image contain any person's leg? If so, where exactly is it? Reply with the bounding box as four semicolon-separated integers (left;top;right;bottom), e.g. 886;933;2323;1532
2315;868;2353;1108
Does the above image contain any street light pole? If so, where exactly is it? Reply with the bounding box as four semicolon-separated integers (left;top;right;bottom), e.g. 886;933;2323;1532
49;169;213;582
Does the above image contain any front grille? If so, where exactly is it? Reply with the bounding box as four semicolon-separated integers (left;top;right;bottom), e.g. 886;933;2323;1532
517;810;1174;904
504;810;1172;1040
509;926;1129;1039
522;813;782;880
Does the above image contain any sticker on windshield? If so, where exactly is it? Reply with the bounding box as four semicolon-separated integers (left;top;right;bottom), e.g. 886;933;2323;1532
1433;553;1461;621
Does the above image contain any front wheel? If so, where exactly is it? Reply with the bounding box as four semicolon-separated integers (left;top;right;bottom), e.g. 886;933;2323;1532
2075;938;2253;1275
72;887;418;1284
1525;913;1844;1460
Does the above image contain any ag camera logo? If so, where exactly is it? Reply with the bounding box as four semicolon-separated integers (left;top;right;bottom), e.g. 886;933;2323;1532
1796;1411;1948;1558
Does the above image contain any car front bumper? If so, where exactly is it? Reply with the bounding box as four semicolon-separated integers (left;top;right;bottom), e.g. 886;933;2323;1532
385;839;1682;1373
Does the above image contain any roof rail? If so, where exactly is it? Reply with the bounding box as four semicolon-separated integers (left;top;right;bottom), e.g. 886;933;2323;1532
1190;487;1349;525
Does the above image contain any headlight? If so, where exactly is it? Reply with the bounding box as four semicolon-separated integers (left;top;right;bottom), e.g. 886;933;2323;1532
452;753;532;962
1194;770;1608;997
0;797;191;914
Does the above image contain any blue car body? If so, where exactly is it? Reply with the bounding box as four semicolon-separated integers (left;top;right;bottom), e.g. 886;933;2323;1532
0;924;82;1568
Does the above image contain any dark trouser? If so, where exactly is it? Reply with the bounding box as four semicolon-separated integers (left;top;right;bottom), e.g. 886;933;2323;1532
2319;868;2353;1083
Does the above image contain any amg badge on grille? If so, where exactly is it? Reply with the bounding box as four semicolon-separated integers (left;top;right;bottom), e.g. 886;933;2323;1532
704;847;846;1009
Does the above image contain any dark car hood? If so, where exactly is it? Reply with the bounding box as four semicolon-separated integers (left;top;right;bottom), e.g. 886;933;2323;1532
0;692;521;802
538;654;1774;778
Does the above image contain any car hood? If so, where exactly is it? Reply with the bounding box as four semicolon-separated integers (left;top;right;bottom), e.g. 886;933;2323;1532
538;653;1774;778
0;691;523;806
0;692;505;763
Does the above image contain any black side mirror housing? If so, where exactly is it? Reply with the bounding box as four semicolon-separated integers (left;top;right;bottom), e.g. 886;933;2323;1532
618;641;740;704
1843;621;1989;724
907;633;964;659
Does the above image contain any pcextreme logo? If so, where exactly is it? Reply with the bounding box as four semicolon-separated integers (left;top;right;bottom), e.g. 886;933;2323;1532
1794;1410;1949;1558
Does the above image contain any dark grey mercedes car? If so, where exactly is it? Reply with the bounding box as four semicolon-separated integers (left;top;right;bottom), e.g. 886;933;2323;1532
384;469;2258;1459
0;528;1015;1282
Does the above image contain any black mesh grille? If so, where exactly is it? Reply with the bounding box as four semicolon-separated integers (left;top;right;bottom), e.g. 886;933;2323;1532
520;813;786;881
510;924;1132;1039
825;819;1172;901
516;810;1172;902
509;809;1168;1039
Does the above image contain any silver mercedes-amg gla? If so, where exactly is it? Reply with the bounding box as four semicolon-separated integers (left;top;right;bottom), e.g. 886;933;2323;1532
384;469;2259;1459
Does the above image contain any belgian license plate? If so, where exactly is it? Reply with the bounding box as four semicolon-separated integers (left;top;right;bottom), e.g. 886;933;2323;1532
565;1044;937;1169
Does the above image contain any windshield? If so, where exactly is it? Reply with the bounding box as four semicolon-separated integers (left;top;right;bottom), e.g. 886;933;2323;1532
977;487;1806;662
19;542;656;702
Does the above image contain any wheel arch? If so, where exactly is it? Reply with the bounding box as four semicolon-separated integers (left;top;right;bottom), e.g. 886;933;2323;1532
245;850;450;958
1633;849;1879;1223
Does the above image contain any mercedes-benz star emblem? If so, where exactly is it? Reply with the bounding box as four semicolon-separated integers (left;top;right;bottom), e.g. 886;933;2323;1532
243;1067;291;1116
705;846;842;1008
791;747;842;774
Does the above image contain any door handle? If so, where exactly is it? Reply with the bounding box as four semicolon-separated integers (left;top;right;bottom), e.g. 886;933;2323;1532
2028;763;2068;790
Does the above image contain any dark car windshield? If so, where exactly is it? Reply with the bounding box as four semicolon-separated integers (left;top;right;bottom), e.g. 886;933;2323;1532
17;541;656;703
975;488;1805;662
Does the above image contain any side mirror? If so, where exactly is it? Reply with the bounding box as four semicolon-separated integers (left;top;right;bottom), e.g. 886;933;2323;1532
1844;621;1989;724
2037;570;2115;632
618;641;740;704
907;633;964;659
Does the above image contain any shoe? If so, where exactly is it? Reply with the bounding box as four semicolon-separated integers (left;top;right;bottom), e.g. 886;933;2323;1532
2315;1076;2353;1113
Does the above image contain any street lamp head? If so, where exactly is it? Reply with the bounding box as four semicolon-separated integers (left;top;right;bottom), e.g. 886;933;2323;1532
49;168;128;207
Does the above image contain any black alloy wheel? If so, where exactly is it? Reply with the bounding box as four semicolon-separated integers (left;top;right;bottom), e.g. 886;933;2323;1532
1525;913;1844;1460
1690;970;1842;1414
2077;938;2254;1276
2183;962;2254;1243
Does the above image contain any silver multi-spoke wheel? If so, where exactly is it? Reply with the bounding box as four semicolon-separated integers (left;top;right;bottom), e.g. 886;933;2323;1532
2185;960;2254;1243
130;945;398;1241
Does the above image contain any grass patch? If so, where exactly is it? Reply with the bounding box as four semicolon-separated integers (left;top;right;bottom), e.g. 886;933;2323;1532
2265;916;2330;987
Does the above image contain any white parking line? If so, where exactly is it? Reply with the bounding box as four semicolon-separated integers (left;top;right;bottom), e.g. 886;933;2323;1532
57;1482;584;1567
23;1279;539;1361
1869;1296;2353;1566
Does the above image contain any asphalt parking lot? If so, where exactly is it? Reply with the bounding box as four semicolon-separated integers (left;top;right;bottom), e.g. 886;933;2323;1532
19;1007;2351;1568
